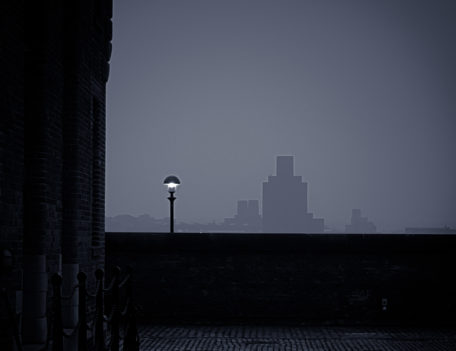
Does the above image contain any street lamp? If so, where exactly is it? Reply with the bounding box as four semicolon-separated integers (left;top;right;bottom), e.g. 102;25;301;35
163;175;181;233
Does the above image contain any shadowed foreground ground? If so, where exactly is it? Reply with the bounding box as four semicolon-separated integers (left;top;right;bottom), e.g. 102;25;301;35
138;325;456;351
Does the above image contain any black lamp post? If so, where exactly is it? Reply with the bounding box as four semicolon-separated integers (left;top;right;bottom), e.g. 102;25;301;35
163;175;181;233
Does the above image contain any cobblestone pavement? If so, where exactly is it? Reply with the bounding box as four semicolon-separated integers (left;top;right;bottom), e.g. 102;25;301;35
138;325;456;351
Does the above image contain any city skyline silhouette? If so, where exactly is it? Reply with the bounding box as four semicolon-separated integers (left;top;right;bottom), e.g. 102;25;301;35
107;0;456;233
107;155;454;234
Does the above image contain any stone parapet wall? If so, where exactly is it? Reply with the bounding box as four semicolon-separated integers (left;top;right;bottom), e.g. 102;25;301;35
107;233;456;325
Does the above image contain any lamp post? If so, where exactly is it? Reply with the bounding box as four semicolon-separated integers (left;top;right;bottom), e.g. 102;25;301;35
163;175;181;233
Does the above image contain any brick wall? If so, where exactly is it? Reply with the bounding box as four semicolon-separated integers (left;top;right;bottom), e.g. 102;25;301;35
0;0;24;267
1;0;112;346
107;233;456;326
0;1;25;345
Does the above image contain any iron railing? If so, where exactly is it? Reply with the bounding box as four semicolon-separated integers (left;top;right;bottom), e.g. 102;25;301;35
6;266;139;351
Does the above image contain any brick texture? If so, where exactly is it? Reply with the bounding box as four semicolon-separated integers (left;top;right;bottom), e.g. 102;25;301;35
0;1;25;347
107;233;456;326
1;0;112;347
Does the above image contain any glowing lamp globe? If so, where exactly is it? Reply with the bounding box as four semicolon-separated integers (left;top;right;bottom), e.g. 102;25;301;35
163;175;181;193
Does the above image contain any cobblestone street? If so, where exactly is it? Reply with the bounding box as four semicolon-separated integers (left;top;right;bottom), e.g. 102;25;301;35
138;325;456;350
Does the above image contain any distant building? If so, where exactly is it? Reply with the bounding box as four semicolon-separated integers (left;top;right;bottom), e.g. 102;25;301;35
404;226;456;234
262;156;324;233
345;209;376;233
106;214;169;232
223;200;262;232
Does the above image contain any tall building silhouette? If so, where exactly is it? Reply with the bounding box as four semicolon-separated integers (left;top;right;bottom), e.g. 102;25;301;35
345;209;376;233
262;156;324;233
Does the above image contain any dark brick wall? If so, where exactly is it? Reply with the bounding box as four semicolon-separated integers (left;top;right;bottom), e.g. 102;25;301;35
0;3;25;345
24;0;65;266
21;0;111;290
59;0;111;286
107;233;456;326
0;1;24;290
1;0;112;346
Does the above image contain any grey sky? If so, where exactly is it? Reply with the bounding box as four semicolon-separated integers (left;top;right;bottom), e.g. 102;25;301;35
106;0;456;232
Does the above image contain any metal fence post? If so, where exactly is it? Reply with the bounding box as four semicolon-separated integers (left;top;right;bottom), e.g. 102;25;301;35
51;273;63;351
94;269;105;351
77;272;88;351
110;266;121;351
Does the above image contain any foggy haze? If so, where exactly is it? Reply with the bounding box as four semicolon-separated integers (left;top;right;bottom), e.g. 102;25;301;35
106;0;456;232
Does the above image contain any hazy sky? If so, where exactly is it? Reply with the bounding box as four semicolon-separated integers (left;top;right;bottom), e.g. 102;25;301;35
106;0;456;232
